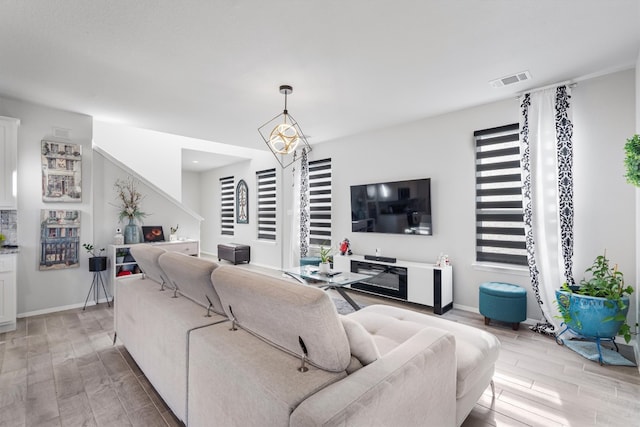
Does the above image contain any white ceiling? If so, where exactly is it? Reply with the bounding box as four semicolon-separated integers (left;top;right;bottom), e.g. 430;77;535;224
1;1;639;171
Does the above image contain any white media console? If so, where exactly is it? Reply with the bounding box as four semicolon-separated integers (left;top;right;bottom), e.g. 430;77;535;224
333;254;453;314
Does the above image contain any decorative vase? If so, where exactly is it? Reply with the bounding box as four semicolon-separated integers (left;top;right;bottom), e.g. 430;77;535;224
124;218;140;244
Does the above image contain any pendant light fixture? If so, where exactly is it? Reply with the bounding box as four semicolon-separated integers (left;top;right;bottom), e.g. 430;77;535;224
258;85;311;168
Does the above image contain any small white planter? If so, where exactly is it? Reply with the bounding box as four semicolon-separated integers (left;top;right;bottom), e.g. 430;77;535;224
318;262;330;274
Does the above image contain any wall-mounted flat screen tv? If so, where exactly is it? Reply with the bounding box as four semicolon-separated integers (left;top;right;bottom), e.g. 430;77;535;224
350;178;432;235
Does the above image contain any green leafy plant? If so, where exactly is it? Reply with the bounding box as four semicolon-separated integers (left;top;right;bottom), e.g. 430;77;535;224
319;246;332;264
558;251;634;342
624;134;640;187
82;243;105;257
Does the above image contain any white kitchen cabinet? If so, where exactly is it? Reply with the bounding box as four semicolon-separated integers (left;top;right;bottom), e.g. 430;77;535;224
0;254;17;332
0;116;19;209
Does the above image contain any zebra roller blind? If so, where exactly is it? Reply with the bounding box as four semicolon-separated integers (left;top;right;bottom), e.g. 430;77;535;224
256;168;276;241
308;158;332;246
474;124;527;265
220;176;234;236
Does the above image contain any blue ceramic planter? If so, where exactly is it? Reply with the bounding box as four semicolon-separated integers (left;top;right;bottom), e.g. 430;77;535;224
555;290;629;338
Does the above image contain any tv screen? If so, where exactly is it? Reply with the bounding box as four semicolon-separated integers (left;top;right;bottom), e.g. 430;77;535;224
350;178;432;235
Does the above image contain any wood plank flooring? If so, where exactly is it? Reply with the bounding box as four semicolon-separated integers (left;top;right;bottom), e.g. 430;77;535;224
0;304;182;427
350;291;640;427
1;267;638;426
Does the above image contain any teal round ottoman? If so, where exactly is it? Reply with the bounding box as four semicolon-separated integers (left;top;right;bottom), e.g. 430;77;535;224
300;256;322;267
479;282;526;330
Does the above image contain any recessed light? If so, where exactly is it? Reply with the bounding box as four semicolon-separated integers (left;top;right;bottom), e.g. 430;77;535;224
192;160;199;164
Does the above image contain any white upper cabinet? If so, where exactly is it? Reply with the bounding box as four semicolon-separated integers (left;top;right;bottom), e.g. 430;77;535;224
0;116;19;208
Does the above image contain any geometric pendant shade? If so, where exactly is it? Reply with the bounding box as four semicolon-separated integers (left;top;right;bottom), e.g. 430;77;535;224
258;85;312;168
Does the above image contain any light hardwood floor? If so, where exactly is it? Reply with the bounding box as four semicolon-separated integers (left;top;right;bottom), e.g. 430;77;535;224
1;271;638;426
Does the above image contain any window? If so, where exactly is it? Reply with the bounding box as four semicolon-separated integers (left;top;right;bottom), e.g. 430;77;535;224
256;168;277;241
220;176;234;236
474;124;527;265
308;158;332;246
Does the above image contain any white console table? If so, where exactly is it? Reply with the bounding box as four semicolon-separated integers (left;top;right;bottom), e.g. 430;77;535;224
108;240;200;290
333;254;453;314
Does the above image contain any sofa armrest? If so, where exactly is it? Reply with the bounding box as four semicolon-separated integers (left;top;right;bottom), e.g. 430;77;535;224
290;327;457;427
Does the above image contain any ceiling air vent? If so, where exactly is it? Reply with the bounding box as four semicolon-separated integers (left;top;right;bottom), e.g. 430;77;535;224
489;70;532;88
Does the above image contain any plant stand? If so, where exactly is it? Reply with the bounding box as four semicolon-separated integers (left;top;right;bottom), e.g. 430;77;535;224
83;270;112;311
555;324;619;366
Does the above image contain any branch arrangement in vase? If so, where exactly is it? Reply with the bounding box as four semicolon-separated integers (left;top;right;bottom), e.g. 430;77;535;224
114;177;147;223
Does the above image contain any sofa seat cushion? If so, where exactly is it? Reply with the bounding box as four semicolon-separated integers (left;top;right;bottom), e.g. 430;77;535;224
159;252;224;314
346;304;500;399
211;266;351;372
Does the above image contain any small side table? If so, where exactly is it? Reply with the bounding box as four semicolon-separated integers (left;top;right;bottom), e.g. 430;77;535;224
83;257;112;310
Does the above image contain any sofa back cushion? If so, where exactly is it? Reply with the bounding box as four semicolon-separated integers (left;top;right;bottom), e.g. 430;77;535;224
129;244;169;286
158;252;224;314
211;266;351;372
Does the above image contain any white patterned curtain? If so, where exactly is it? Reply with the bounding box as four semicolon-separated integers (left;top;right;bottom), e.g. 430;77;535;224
519;86;575;335
288;149;310;267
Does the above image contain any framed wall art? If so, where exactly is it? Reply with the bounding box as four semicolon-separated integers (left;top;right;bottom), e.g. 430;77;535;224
41;140;82;202
236;179;248;224
39;209;80;270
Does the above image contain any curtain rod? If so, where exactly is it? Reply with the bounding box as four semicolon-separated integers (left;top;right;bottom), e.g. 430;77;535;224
516;81;577;99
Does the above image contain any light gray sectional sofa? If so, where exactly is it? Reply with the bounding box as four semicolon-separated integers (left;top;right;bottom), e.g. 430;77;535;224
114;245;500;427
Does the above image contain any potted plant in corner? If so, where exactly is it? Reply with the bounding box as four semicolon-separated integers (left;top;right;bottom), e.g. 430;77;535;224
318;246;333;275
83;243;107;272
555;251;634;352
624;133;640;187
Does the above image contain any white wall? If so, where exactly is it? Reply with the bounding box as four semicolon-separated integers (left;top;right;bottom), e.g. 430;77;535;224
572;70;637;328
209;69;637;321
199;157;282;268
93;151;202;261
635;53;640;350
182;170;201;214
93;121;267;201
312;95;532;314
0;96;95;315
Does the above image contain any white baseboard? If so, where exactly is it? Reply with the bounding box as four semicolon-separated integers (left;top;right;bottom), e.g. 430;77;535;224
453;303;539;326
0;321;16;333
452;303;479;313
17;297;111;318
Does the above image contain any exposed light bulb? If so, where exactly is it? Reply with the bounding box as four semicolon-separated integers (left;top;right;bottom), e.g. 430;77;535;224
269;123;300;154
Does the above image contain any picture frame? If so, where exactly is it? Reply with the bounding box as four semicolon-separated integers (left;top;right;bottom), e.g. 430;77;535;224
142;226;165;242
41;140;82;202
236;179;249;224
39;209;80;270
